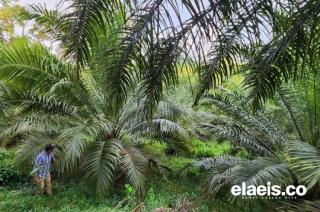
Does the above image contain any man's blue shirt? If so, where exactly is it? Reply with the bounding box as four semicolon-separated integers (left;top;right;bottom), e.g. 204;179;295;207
34;151;54;178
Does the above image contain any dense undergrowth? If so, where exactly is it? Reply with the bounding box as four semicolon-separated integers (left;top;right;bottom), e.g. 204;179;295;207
0;141;265;211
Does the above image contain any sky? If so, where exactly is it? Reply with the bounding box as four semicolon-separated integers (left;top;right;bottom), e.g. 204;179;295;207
14;0;211;54
10;0;64;53
19;0;191;22
20;0;61;9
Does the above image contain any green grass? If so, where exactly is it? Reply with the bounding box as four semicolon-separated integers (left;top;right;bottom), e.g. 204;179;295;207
0;180;207;211
189;139;230;157
0;141;266;211
0;183;120;212
0;180;263;212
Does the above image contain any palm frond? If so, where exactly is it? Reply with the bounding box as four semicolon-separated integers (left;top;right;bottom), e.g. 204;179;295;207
156;99;192;121
120;145;149;196
276;87;305;142
25;4;67;41
138;37;180;120
80;70;108;116
0;113;67;146
62;0;124;66
195;156;292;197
17;93;75;115
0;40;73;92
56;126;93;173
82;139;122;196
245;0;320;108
194;36;241;105
201;93;289;145
278;200;320;212
286;142;320;189
128;118;189;144
200;122;274;156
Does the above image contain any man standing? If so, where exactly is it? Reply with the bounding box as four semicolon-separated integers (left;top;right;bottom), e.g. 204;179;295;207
33;144;55;195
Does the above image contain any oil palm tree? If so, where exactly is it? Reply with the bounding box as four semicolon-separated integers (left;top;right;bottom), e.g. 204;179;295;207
26;0;320;112
193;91;292;197
0;39;189;197
193;89;320;203
4;0;320;205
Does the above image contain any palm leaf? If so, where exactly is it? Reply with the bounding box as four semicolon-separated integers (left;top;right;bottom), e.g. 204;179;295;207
286;142;320;189
245;0;320;108
62;0;124;66
0;40;73;92
195;156;292;198
120;145;149;196
82;139;122;196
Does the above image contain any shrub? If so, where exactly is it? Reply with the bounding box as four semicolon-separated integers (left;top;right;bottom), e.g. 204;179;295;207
190;139;230;157
0;148;19;186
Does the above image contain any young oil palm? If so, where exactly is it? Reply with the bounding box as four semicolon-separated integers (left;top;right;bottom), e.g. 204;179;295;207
0;39;188;197
194;89;320;202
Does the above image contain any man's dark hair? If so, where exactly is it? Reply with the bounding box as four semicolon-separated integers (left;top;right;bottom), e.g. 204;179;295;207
45;144;55;152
